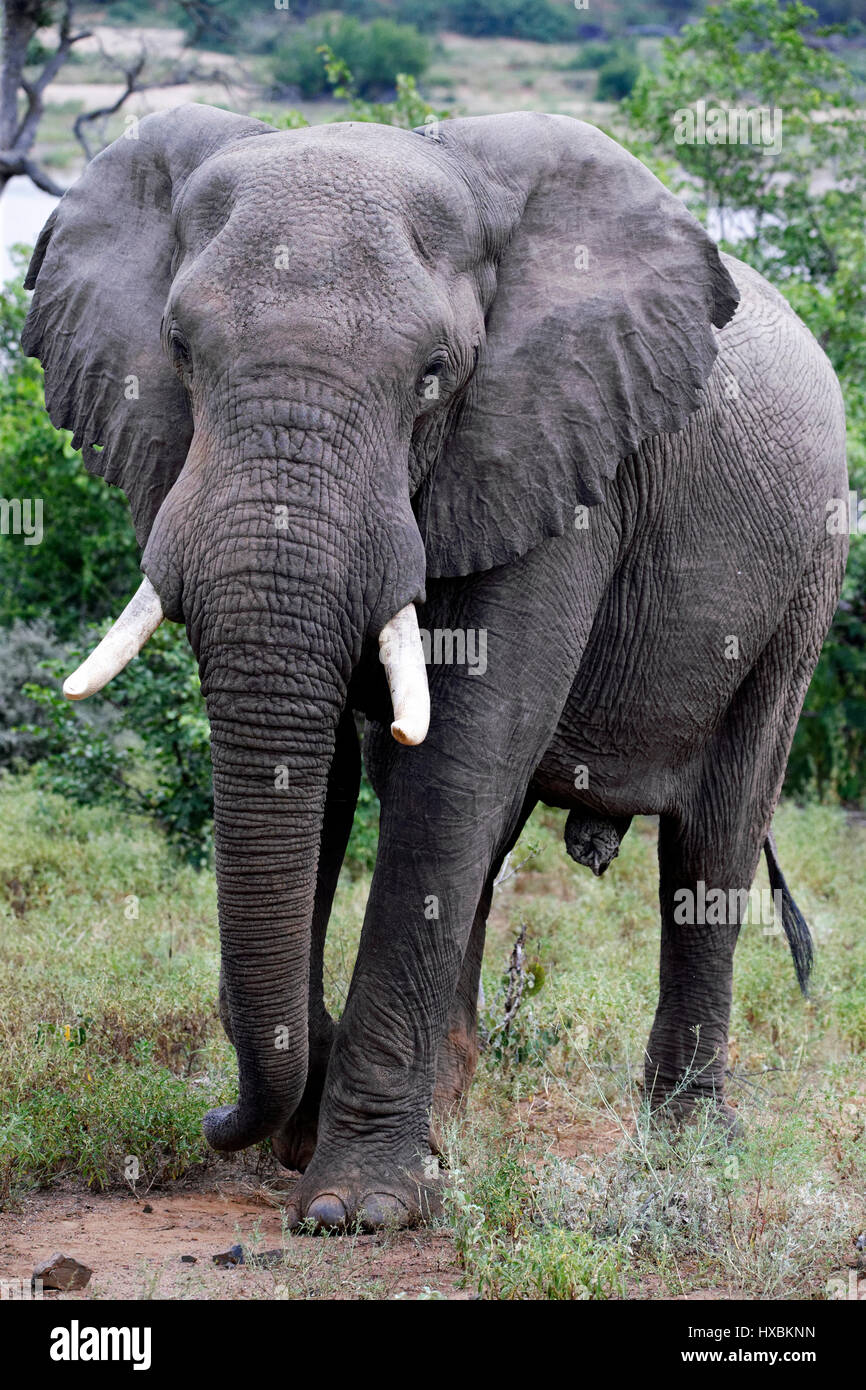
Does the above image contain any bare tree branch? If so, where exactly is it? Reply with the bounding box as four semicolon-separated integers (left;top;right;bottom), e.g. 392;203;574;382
70;41;236;163
0;0;90;196
0;0;238;198
72;42;146;162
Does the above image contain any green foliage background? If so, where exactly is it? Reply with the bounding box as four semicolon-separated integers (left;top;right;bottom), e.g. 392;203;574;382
625;0;866;802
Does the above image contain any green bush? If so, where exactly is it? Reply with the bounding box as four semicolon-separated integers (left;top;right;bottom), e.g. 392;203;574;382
568;41;622;70
0;250;140;638
270;27;333;98
0;619;69;767
441;0;574;43
261;49;450;129
271;17;430;99
175;0;242;52
596;51;641;101
22;623;214;867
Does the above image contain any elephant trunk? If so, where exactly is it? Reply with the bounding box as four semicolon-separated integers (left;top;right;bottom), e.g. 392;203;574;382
201;671;338;1152
114;387;428;1152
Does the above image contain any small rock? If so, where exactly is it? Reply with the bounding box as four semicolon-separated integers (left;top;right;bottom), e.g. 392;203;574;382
180;1255;197;1265
213;1244;244;1267
32;1253;92;1292
142;1204;153;1214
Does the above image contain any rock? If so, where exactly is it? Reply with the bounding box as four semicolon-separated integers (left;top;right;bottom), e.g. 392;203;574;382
213;1244;244;1267
32;1253;92;1292
142;1204;153;1214
180;1255;197;1265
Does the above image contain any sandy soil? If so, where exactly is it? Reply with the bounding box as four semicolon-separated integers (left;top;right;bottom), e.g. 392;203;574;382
0;1176;772;1301
0;1179;470;1301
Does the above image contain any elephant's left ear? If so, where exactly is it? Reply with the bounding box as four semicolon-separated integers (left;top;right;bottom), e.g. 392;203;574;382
414;112;740;578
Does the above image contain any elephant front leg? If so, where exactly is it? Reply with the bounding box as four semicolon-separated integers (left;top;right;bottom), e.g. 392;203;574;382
286;544;598;1230
285;785;514;1230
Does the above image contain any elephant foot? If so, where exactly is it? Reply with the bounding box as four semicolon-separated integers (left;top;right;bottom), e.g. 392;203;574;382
285;1159;442;1233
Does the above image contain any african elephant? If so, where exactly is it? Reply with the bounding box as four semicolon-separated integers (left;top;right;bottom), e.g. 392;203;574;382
22;106;848;1231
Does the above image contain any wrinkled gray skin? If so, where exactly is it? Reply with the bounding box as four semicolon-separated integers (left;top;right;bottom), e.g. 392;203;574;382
22;107;848;1231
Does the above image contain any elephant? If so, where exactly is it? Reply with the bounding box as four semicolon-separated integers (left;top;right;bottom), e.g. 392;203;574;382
22;105;848;1232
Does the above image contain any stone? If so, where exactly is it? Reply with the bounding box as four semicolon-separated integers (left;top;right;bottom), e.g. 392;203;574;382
32;1253;92;1292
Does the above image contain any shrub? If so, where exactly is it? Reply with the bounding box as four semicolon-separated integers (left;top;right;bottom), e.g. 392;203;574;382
23;623;214;867
270;27;334;97
596;50;641;101
271;17;430;99
568;41;622;70
0;252;140;638
0;619;69;767
442;0;574;43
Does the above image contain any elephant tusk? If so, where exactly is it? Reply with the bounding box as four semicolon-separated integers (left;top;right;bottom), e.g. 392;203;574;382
62;577;165;701
378;604;430;746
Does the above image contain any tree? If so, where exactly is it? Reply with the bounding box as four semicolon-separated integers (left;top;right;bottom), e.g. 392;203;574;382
626;0;866;802
0;0;91;195
0;0;238;196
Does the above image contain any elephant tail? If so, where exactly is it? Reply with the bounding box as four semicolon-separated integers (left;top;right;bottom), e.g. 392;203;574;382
763;831;813;996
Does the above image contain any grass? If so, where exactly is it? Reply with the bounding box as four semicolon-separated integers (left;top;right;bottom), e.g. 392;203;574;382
444;802;866;1298
0;777;232;1196
0;775;863;1297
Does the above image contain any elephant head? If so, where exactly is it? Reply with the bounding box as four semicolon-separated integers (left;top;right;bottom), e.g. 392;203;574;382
22;106;737;1152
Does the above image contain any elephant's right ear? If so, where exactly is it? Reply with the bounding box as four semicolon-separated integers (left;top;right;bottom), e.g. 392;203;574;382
22;104;274;548
414;112;740;579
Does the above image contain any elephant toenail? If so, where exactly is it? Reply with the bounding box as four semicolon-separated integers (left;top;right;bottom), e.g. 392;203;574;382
358;1192;410;1231
305;1194;349;1230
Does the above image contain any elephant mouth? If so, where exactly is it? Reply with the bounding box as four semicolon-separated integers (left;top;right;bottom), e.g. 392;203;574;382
60;576;431;746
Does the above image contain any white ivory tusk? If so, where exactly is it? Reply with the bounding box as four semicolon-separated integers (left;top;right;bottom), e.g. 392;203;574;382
63;577;165;701
378;603;430;746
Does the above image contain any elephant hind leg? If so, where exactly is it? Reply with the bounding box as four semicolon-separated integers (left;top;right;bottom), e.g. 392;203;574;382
430;891;486;1153
430;792;538;1152
646;569;834;1124
645;811;752;1124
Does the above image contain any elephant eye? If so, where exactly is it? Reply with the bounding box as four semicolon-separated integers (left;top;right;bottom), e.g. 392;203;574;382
417;355;448;400
169;329;192;378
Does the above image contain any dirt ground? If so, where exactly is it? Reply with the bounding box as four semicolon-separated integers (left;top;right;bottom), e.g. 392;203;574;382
0;1178;470;1300
0;1178;751;1301
0;1107;743;1302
